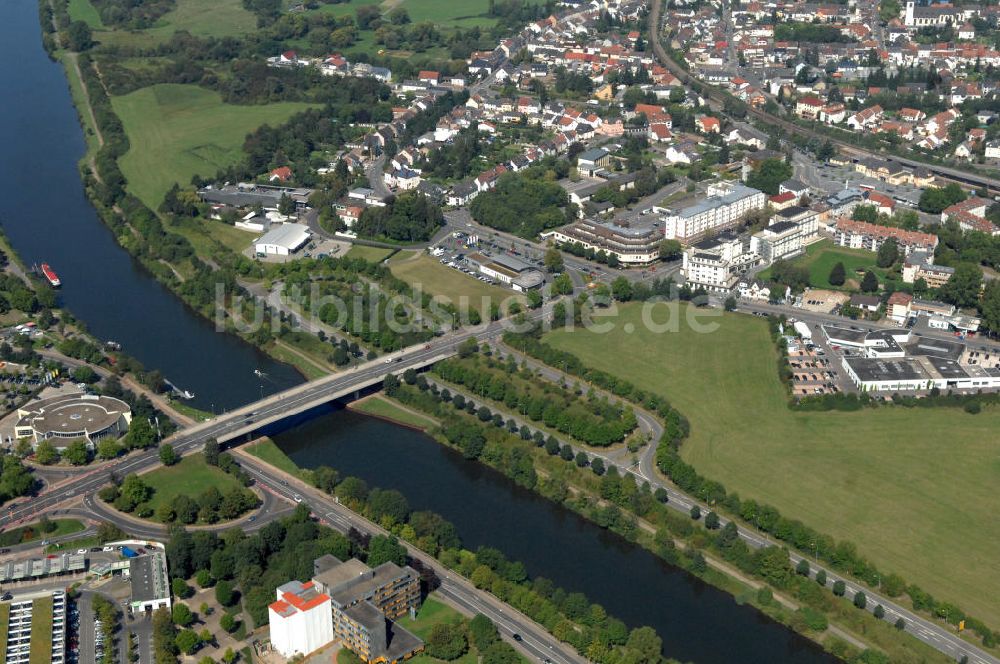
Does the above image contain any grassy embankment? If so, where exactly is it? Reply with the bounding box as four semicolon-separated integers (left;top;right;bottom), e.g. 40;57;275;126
0;519;86;547
351;394;437;429
244;438;308;480
544;303;1000;626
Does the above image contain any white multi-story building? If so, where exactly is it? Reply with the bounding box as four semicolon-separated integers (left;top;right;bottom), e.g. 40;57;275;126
657;182;765;244
269;580;334;659
682;232;757;292
750;206;820;264
544;219;662;266
1;590;67;664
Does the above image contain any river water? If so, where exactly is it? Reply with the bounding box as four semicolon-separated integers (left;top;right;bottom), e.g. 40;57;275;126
275;408;838;664
0;0;302;411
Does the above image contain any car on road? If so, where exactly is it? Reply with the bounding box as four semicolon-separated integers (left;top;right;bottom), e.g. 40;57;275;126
102;546;115;552
384;357;394;363
293;494;303;503
77;549;87;554
512;634;522;642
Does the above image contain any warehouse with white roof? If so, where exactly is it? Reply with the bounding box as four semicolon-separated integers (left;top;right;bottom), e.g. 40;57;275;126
254;223;311;256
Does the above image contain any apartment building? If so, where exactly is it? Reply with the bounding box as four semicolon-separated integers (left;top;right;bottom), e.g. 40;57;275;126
545;219;662;265
682;232;757;292
901;251;954;288
833;218;938;255
658;182;766;244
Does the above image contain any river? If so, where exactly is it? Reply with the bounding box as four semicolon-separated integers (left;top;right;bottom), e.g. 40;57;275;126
274;408;838;664
0;0;302;411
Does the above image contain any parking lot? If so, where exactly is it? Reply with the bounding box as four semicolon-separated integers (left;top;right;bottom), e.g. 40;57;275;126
789;347;842;396
430;231;548;290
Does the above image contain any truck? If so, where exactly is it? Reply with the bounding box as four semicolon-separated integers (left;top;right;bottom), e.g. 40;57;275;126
793;320;812;341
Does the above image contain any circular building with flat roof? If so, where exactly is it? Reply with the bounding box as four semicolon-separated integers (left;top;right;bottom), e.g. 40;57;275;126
15;393;132;449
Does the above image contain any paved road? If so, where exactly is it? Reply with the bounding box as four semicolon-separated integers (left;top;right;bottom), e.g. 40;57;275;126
233;453;585;664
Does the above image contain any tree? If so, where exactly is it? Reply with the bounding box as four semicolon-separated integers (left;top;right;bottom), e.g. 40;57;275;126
172;603;194;627
172;578;193;599
35;440;58;465
724;296;736;311
704;511;720;529
215;579;235;607
853;591;867;609
97;438;121;460
159;443;179;466
469;614;498;651
895;617;906;630
426;623;467;660
876;238;898;268
482;641;520;664
175;629;201;655
918;183;966;214
63;439;89;466
690;505;701;520
874;604;885;619
591;458;605;475
543;248;564;273
746;158;793;195
367;535;407;567
860;270;879;293
220;613;236;633
659;239;682;261
828;261;846;286
939;263;983;309
72;365;98;384
66;21;93;51
832;580;846;596
796;559;810;576
124;417;156;449
625;626;662;664
815;569;827;586
203;440;220;466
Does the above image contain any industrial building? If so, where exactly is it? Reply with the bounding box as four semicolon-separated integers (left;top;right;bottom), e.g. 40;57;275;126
0;553;87;584
465;253;544;291
254;223;312;257
128;550;172;614
14;393;131;448
656;182;766;244
0;589;67;664
197;183;313;211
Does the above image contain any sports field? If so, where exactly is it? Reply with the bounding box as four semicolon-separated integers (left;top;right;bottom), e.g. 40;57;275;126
111;84;313;208
759;240;886;290
545;303;1000;625
389;251;524;317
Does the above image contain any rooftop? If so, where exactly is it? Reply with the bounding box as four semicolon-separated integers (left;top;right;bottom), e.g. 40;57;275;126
845;356;926;382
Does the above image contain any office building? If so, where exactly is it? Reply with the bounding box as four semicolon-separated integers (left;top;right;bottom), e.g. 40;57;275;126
15;393;132;449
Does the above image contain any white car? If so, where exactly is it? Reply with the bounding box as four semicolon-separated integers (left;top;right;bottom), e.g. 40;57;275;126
102;546;115;552
293;495;303;503
77;549;87;555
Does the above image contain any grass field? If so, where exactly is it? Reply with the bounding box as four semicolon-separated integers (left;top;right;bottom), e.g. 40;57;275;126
93;0;256;47
68;0;104;28
351;394;436;429
758;240;886;290
28;597;53;664
346;244;396;263
112;84;313;208
400;0;496;27
0;519;85;547
172;217;257;258
244;438;305;478
389;252;524;317
399;596;526;664
142;453;244;511
545;303;1000;625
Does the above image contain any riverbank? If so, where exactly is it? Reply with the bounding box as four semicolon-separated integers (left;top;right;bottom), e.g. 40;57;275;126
371;370;955;664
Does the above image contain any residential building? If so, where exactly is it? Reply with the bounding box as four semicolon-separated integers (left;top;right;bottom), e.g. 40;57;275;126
901;251;954;288
833;218;938;255
657;182;766;244
887;291;913;324
941;197;999;235
313;555;424;664
751;220;803;263
269;581;335;659
544;219;662;266
682;232;756;292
